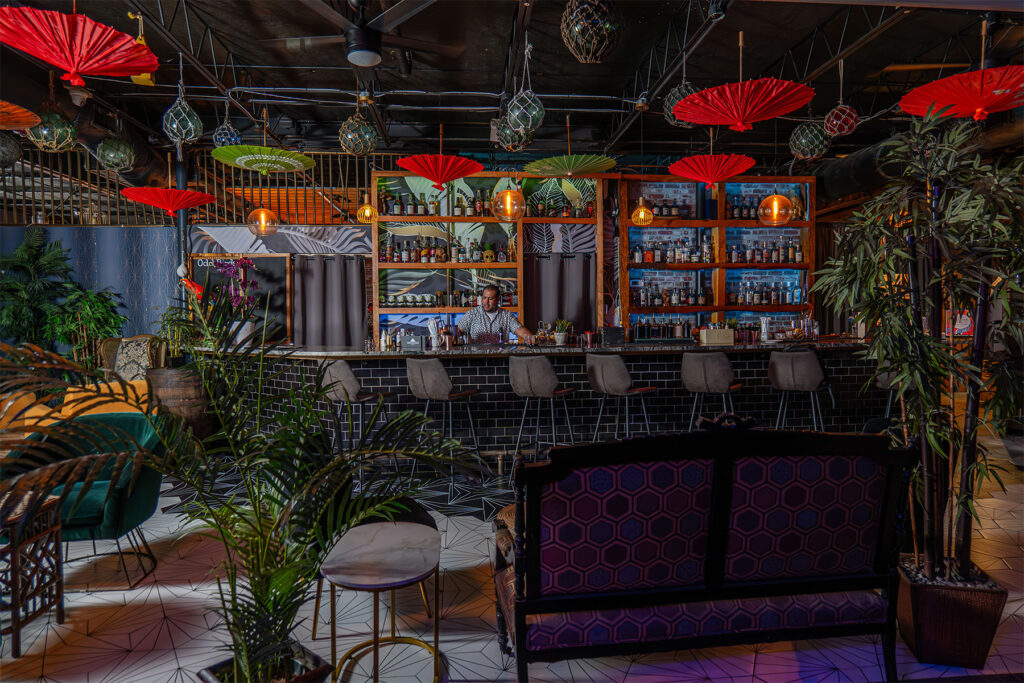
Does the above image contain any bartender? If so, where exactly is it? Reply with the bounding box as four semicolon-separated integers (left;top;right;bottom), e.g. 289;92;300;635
457;285;534;344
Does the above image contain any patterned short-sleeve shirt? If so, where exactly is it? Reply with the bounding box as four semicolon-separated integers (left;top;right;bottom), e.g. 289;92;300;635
457;306;522;344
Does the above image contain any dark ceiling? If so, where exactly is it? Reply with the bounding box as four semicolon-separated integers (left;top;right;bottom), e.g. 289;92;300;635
1;0;1020;172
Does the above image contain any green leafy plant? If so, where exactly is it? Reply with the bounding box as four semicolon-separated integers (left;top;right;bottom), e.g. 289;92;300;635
0;226;74;347
43;288;127;369
554;318;572;333
0;271;477;681
813;111;1024;581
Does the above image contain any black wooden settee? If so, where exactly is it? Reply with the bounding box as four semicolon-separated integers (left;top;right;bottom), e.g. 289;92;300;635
492;429;912;682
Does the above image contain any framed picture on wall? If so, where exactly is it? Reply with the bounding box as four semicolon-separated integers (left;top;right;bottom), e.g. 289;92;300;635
187;253;293;343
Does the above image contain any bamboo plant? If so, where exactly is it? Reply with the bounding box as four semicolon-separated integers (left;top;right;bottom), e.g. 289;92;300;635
814;111;1024;581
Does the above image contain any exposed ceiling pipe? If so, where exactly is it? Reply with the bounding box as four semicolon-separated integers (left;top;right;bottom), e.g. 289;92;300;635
740;0;1023;10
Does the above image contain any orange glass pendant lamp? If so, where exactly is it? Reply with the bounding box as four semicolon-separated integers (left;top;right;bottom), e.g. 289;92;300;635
247;207;279;237
757;193;793;226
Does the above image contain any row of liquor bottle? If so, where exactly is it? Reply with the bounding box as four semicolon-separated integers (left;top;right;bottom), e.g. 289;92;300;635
630;317;764;343
379;236;516;263
724;190;805;221
630;237;804;265
380;288;519;309
727;282;804;306
642;198;694;219
633;283;712;307
379;190;596;219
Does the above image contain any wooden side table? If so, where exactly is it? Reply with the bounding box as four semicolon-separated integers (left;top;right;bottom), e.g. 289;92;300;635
1;493;65;658
321;521;441;683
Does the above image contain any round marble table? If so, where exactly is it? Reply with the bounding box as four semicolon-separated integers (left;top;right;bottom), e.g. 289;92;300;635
321;521;442;682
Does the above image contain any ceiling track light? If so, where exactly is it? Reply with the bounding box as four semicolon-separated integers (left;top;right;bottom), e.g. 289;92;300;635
346;25;382;68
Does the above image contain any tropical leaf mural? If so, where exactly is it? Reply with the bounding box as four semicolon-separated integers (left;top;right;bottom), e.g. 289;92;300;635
190;224;371;255
561;179;584;208
527;178;568;216
524;222;554;253
560;224;597;253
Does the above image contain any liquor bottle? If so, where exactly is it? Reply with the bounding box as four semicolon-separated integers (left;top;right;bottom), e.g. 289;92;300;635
653;241;662;263
561;202;571;218
725;195;734;219
730;243;739;263
670;199;680;217
634;243;643;264
795;240;803;263
785;283;793;305
435;239;447;263
586;199;594;218
474;190;483;215
472;240;482;262
771;241;780;264
744;242;753;263
793;284;802;305
386;240;395;263
697;288;707;306
465;195;475;217
497;244;507;262
687;286;696;306
507;230;517;261
752;286;761;305
390;194;401;215
762;283;771;305
424;237;434;263
652;201;662;217
732;197;741;219
670;288;680;306
418;193;427;216
433;197;442;215
787;239;796;263
643;241;654;263
483;190;491;214
771;283;780;305
753;242;762;264
702;236;713;263
639;286;648;307
536;197;546;216
453;197;464;216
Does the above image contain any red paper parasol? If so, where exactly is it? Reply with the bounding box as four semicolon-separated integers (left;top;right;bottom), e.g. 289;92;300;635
0;6;159;87
396;154;483;191
668;154;755;189
899;65;1024;122
0;101;41;130
673;78;815;132
121;187;216;216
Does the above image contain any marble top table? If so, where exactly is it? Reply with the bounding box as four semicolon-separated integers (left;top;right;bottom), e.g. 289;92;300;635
321;521;441;591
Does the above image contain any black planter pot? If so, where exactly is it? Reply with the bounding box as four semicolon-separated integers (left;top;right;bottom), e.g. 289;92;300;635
197;643;332;683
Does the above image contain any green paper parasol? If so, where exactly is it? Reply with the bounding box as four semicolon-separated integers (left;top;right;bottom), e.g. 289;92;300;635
523;115;615;176
211;144;315;175
524;153;615;177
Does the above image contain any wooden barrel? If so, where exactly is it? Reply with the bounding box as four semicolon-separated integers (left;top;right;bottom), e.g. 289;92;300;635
146;368;217;439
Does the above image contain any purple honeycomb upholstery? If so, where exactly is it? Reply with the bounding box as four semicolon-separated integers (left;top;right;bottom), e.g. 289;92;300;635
537;460;713;595
495;566;886;652
724;455;887;581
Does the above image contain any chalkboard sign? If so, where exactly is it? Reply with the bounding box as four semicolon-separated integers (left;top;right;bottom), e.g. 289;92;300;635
187;253;293;342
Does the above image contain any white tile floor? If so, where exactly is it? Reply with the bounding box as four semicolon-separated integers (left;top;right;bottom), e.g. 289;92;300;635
3;436;1022;682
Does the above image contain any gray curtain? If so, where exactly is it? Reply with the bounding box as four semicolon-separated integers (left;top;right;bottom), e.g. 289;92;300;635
524;253;596;332
293;255;367;347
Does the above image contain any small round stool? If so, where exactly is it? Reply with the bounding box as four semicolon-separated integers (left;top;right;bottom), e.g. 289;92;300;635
322;521;442;683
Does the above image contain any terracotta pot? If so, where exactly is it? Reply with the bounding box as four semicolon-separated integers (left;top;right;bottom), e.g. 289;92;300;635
197;643;331;683
897;565;1007;669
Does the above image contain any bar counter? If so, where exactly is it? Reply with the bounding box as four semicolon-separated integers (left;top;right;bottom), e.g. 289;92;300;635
259;339;889;449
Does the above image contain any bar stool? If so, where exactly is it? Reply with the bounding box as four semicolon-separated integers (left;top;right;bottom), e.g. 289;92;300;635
509;355;575;458
405;358;481;457
681;352;742;431
768;350;828;431
586;354;656;441
876;371;898;419
324;360;394;447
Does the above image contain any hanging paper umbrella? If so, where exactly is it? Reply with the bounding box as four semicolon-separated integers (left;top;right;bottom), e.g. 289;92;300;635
0;6;158;87
668;154;755;189
0;101;41;130
397;154;483;191
673;78;815;132
121;187;216;216
211;145;315;176
899;64;1024;122
523;115;615;177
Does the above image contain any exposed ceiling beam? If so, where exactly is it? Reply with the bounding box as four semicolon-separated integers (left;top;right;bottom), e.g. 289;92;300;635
741;0;1022;9
802;9;912;83
501;0;535;98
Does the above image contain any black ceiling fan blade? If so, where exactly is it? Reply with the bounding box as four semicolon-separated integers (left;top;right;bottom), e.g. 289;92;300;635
367;0;437;34
295;0;357;31
261;35;347;50
381;33;465;58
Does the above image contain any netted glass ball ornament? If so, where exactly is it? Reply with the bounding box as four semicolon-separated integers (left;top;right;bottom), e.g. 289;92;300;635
162;87;203;160
96;137;136;172
824;104;859;137
496;116;534;152
663;80;697;128
247;207;279;237
789;121;830;161
338;111;379;156
26;111;77;152
506;89;545;134
560;0;619;64
0;131;22;167
213;119;242;148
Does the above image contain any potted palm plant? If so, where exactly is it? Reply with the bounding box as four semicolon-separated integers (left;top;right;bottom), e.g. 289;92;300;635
814;111;1023;668
0;265;474;682
0;226;74;348
44;287;127;369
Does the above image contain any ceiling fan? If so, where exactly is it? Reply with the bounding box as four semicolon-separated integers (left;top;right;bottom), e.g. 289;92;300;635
264;0;465;68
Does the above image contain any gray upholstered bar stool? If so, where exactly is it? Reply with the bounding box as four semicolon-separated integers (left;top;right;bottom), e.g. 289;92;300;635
681;352;742;431
405;358;481;457
586;354;656;441
324;360;393;449
768;350;828;431
509;355;575;457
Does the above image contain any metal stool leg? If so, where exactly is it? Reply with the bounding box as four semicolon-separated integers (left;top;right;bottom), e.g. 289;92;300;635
625;395;631;439
550;398;557;448
688;392;699;432
465;400;481;458
593;394;606;442
313;577;323;639
809;391;818;431
639;393;651;435
534;395;542;455
562;396;575;444
728;392;735;412
514;397;529;455
885;389;894;419
614;397;621;440
775;391;786;429
722;393;728;414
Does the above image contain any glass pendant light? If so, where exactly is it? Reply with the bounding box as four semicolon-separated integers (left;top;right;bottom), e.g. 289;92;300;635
247;207;279;236
492;179;527;221
356;192;377;223
758;192;794;226
631;196;654;226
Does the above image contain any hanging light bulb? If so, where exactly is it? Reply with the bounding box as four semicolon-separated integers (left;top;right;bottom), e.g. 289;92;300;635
356;192;378;224
758;193;794;226
247;207;279;236
631;196;653;226
492;184;527;221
